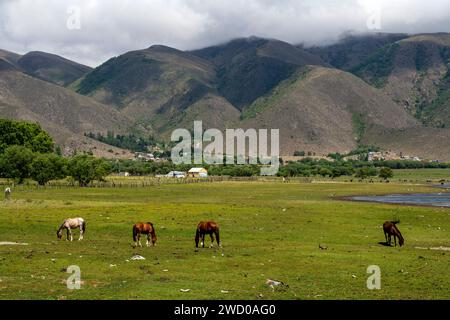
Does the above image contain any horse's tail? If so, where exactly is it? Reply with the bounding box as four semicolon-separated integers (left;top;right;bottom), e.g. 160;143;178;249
81;220;86;234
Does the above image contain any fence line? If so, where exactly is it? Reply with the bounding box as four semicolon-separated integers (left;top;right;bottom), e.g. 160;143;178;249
0;176;306;190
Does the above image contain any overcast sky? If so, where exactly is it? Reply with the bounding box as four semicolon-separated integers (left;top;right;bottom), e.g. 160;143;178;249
1;0;450;67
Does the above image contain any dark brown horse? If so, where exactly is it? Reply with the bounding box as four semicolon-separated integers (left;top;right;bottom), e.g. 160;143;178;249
383;221;404;247
133;222;157;247
195;221;221;248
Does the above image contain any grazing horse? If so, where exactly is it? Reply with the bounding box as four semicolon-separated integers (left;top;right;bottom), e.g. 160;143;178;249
195;221;221;248
4;187;11;200
57;218;86;241
133;222;157;247
383;221;404;247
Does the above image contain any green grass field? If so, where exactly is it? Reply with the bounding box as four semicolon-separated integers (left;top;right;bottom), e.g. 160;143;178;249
393;169;450;181
0;179;449;300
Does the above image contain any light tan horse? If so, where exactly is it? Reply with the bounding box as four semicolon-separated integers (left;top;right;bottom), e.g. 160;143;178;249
57;218;86;241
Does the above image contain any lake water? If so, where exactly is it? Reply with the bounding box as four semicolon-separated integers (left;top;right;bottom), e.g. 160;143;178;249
351;193;450;207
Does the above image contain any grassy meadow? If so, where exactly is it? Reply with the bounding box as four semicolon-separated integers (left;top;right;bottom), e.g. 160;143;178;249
0;176;449;300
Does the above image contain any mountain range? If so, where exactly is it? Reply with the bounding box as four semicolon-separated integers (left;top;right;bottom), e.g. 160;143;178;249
2;33;450;160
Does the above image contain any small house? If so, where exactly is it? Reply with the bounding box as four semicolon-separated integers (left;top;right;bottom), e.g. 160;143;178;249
188;168;208;178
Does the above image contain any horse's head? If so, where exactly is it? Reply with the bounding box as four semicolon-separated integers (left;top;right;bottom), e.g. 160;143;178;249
57;229;63;240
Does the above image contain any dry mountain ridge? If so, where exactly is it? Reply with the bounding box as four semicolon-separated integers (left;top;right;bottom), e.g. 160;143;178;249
240;66;420;155
17;51;93;86
0;67;137;157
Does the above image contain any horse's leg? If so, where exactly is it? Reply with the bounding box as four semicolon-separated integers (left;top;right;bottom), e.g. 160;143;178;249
384;231;388;244
394;235;397;247
146;234;150;247
195;230;200;248
152;233;157;246
79;226;84;241
66;228;70;241
209;233;214;248
215;231;221;248
138;233;142;247
202;234;205;248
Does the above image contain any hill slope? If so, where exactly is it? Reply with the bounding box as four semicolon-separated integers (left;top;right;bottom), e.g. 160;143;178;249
350;33;450;127
240;66;419;155
16;51;92;86
74;45;240;134
305;33;408;70
192;37;327;110
0;68;137;157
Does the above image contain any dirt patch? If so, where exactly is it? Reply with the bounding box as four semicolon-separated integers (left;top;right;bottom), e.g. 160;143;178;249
0;242;28;246
415;246;450;251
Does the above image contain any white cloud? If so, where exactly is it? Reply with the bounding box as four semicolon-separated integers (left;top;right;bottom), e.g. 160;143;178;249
0;0;449;67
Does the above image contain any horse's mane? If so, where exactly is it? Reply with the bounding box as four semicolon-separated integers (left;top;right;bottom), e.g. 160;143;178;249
391;220;400;225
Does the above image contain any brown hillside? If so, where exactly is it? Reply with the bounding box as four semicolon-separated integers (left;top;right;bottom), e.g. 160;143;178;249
241;66;419;155
0;69;137;157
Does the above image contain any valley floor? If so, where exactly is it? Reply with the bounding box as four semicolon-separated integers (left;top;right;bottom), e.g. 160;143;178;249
0;181;448;300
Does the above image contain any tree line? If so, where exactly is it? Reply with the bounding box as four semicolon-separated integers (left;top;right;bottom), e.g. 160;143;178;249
0;119;110;186
5;118;450;186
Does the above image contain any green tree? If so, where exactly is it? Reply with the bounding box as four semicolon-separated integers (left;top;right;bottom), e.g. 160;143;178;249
379;167;394;180
355;167;378;179
0;119;54;153
0;146;35;183
68;155;111;187
319;167;332;177
30;154;67;185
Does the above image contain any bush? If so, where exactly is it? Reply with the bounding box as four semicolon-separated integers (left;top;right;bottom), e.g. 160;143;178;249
294;151;306;157
379;167;394;180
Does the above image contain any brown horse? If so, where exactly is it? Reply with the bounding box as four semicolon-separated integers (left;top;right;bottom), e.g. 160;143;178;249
195;221;221;248
383;221;404;247
133;222;157;247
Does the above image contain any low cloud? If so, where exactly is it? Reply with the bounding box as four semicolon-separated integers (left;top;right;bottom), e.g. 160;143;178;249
1;0;450;66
